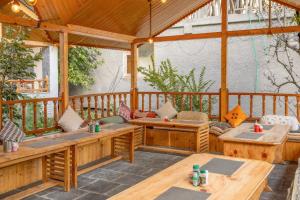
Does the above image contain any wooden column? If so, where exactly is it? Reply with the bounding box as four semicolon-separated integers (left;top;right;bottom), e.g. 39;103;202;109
59;32;69;112
130;43;138;111
220;0;229;121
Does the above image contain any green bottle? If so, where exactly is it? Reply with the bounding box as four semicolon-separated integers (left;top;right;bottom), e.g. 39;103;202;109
95;122;100;133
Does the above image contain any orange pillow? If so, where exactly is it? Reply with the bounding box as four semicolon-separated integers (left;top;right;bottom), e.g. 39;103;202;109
224;105;248;127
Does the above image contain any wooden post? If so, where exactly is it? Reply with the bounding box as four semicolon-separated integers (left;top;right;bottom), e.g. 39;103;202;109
59;32;69;112
220;0;229;121
130;43;138;111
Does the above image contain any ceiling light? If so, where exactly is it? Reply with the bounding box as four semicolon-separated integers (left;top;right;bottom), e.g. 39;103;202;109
161;0;167;3
148;38;153;44
11;1;20;13
25;0;37;6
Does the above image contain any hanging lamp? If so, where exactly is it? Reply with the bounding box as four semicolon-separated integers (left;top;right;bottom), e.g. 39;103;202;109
25;0;37;6
148;0;153;43
11;0;21;13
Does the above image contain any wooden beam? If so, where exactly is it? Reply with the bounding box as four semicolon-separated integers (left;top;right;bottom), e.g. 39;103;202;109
19;2;39;21
0;13;134;43
220;0;229;121
134;26;300;44
134;32;222;44
59;32;69;112
67;24;136;43
271;0;300;11
228;26;300;37
130;43;138;111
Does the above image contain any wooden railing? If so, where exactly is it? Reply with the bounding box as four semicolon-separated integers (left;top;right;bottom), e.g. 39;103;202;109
7;77;49;94
1;91;299;136
229;92;300;121
0;97;62;135
69;92;130;120
137;92;220;119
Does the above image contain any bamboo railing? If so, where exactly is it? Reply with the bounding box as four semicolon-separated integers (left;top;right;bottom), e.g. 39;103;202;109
0;91;299;136
7;77;49;94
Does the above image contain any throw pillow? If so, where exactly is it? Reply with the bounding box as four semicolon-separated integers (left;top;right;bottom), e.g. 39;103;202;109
58;106;84;132
155;101;177;119
224;105;248;128
0;119;25;142
119;101;131;121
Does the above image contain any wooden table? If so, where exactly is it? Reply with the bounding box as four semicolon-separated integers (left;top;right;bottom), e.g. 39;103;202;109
109;153;273;200
0;139;72;200
130;118;209;155
60;123;139;188
219;123;289;163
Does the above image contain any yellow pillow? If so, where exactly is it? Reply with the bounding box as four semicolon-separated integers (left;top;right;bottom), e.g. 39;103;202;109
224;105;248;127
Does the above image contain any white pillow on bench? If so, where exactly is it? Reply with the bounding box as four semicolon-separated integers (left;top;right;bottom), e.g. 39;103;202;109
261;115;299;131
58;106;84;132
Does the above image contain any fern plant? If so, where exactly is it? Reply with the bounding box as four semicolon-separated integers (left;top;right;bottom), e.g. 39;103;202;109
138;58;215;113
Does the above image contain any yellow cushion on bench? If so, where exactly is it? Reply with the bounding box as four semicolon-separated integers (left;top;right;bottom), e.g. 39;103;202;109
224;105;248;128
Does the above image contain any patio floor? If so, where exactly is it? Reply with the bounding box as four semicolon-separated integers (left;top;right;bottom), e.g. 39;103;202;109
22;151;297;200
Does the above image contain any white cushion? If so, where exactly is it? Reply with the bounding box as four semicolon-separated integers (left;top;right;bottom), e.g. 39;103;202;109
155;102;177;119
58;106;84;132
260;115;299;131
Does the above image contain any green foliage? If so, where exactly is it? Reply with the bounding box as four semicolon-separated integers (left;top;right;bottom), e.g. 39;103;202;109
68;46;104;88
293;11;300;25
0;26;42;101
138;58;215;112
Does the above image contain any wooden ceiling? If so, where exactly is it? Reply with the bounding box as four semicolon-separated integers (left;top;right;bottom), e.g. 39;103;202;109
0;0;299;50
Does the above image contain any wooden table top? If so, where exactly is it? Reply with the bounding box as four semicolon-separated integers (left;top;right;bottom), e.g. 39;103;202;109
219;123;289;145
129;118;208;128
109;153;273;200
0;123;139;167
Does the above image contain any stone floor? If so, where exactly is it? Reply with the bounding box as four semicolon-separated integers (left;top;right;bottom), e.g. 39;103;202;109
21;151;297;200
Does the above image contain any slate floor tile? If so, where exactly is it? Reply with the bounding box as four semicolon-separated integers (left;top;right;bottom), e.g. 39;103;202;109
45;189;87;200
105;184;131;197
81;179;120;194
89;169;125;181
76;192;108;200
114;174;145;185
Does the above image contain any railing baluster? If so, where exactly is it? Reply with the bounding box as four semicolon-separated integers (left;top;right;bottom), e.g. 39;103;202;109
189;94;193;111
238;95;241;105
33;102;37;130
199;95;203;112
107;95;111;117
54;100;58;127
87;96;91;120
181;95;184;111
285;96;289;116
94;96;98;119
164;94;167;103
72;98;76;110
124;94;128;105
208;95;212;118
156;94;159;110
262;95;266;116
297;96;300;122
101;95;104;118
43;101;48;128
113;94;117;116
273;95;277;115
250;95;253;119
8;105;13;121
172;95;176;107
149;94;152;112
80;97;84;119
142;94;145;112
22;103;26;132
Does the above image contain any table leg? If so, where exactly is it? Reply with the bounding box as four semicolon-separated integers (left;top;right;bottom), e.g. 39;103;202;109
129;131;135;163
71;145;78;188
195;128;200;153
143;125;147;145
111;137;115;158
42;156;47;183
64;147;71;192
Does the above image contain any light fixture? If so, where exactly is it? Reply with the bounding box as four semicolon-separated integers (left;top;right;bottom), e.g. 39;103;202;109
25;0;37;6
11;0;20;13
161;0;167;3
148;0;153;44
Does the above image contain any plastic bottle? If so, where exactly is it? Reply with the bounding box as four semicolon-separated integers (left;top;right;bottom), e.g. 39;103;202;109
200;170;208;185
95;121;100;133
192;164;200;186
